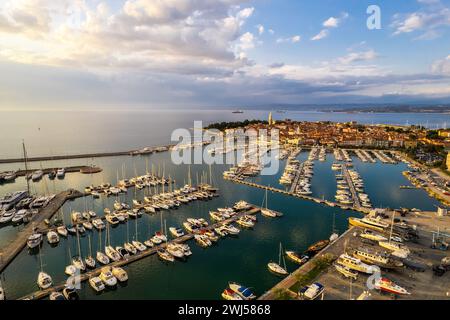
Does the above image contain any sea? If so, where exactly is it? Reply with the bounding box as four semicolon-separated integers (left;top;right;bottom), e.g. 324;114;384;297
0;108;445;300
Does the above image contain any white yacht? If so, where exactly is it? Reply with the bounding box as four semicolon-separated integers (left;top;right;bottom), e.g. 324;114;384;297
37;272;53;290
99;267;117;287
46;230;60;244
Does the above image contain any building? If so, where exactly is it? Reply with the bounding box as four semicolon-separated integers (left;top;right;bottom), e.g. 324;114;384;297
447;151;450;171
268;112;273;126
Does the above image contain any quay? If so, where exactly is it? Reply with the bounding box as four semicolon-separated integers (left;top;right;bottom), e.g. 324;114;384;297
289;162;304;194
0;144;176;165
0;189;85;273
18;206;262;300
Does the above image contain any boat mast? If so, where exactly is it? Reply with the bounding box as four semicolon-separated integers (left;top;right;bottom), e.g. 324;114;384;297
22;140;30;195
389;211;395;243
88;235;92;258
76;227;82;259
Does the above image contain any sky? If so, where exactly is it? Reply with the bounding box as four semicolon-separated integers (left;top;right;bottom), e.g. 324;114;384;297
0;0;449;109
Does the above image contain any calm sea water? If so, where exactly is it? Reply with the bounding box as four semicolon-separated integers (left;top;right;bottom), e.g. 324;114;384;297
0;108;447;158
0;108;445;300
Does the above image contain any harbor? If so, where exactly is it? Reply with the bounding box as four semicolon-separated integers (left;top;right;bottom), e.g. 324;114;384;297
0;143;448;300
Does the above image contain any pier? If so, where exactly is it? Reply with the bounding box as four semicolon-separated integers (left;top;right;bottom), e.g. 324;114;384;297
5;165;102;178
289;163;304;194
0;189;85;273
341;165;361;208
18;206;262;300
0;144;176;165
226;178;372;215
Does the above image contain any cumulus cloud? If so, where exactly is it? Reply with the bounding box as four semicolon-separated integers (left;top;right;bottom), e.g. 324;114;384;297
0;0;256;78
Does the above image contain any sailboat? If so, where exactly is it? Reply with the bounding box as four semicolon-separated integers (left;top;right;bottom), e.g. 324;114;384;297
132;217;147;252
37;247;52;290
329;212;339;242
124;220;137;255
72;228;86;272
261;189;278;218
267;243;288;276
105;224;121;262
85;235;96;268
96;227;110;265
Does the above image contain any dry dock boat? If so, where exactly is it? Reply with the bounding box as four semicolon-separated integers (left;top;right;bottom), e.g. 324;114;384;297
348;217;389;232
337;254;375;274
335;263;358;280
374;278;410;295
351;248;403;269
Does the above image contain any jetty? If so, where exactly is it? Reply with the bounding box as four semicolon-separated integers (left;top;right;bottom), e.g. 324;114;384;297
18;205;262;300
342;165;361;208
0;144;176;165
226;178;372;215
0;189;85;273
6;165;102;178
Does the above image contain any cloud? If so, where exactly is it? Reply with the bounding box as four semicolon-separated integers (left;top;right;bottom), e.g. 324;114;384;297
432;55;450;75
323;12;348;28
256;24;264;35
0;0;256;78
311;12;348;41
311;29;329;41
338;50;378;64
276;35;301;44
392;4;450;38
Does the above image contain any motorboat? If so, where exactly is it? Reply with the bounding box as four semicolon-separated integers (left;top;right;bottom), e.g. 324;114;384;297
298;283;324;300
62;287;79;300
31;170;44;181
47;230;60;244
228;282;256;300
0;210;15;224
194;234;212;247
99;267;117;287
37;271;53;290
89;276;105;292
157;249;175;262
112;267;128;282
166;243;185;259
56;168;65;179
169;227;185;238
11;209;26;224
92;218;106;230
67;225;77;235
27;233;42;249
374;277;410;295
105;214;120;225
285;251;309;265
306;240;330;255
65;265;78;276
222;288;243;300
348;217;389;232
49;291;65;300
359;230;388;242
223;224;240;235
